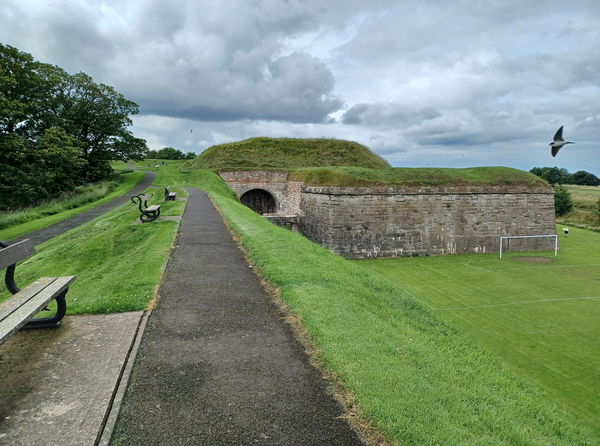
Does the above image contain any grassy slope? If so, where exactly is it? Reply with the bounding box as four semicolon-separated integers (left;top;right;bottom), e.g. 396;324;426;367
196;169;593;445
289;166;546;187
193;137;390;169
559;185;600;230
0;171;144;241
359;229;600;437
1;185;185;314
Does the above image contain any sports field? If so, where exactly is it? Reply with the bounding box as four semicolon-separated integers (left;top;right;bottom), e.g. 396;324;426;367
358;226;600;435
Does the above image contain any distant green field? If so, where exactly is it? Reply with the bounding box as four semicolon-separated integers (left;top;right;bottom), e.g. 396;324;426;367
358;227;600;435
560;185;600;230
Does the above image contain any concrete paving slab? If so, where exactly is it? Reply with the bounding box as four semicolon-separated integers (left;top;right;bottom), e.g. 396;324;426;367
0;312;144;446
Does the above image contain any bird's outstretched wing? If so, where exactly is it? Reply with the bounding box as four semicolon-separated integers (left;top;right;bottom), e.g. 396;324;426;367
551;146;560;157
553;125;564;142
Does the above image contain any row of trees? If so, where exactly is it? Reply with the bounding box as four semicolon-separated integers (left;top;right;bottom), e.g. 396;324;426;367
147;147;196;160
530;167;600;186
0;44;148;209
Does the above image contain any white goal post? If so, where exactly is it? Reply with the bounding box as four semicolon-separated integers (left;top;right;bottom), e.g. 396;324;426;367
499;234;558;259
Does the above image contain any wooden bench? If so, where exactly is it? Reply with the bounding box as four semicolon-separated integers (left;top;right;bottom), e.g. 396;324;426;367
0;239;76;346
164;187;176;201
131;193;161;222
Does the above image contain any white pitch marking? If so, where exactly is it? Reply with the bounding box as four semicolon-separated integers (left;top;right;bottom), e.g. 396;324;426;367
432;296;600;311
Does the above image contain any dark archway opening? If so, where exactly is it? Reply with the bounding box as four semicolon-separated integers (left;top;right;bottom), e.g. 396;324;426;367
240;189;276;215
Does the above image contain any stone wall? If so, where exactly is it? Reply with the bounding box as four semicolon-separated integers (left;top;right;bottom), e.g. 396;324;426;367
219;170;303;215
299;185;556;258
219;171;556;259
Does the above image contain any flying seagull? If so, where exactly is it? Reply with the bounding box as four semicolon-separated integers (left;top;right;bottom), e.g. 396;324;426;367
550;125;574;157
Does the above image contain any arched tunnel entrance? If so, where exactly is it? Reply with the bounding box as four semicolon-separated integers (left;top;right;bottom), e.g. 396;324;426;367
240;189;277;215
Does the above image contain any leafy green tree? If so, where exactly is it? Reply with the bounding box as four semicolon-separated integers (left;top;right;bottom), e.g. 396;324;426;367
0;43;148;207
185;152;197;159
37;127;85;194
554;185;573;216
57;72;143;180
571;170;600;186
154;147;185;159
530;167;572;185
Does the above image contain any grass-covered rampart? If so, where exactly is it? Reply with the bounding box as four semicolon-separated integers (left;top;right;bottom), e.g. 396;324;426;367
289;166;547;187
194;137;390;169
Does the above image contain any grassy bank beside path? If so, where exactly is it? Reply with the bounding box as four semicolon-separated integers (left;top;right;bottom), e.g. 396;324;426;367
1;186;184;314
192;169;594;445
0;171;143;241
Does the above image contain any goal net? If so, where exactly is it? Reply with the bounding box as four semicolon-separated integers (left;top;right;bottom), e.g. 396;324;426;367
499;234;558;259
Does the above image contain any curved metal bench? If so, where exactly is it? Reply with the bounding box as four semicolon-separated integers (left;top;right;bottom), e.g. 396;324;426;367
0;239;76;346
164;187;176;201
131;194;161;223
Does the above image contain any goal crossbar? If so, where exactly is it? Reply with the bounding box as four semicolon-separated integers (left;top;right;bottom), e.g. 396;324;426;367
499;234;558;259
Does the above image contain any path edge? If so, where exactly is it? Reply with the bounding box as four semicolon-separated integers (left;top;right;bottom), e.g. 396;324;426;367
96;310;151;446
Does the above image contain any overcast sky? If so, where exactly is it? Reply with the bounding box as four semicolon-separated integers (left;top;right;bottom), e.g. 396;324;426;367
2;0;600;174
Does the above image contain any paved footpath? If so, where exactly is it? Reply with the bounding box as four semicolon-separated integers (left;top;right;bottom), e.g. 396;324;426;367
10;170;156;245
110;188;363;445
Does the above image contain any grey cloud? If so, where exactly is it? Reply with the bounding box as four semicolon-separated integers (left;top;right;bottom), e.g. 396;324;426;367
1;0;345;123
342;103;440;126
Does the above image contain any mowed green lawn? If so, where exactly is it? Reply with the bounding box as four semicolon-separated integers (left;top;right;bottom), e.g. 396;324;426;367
358;226;600;435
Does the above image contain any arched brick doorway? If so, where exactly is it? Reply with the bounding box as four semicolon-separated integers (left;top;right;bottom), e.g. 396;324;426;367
240;189;276;215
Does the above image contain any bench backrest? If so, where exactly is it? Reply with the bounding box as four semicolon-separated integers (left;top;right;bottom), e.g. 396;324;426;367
131;193;150;209
0;239;35;270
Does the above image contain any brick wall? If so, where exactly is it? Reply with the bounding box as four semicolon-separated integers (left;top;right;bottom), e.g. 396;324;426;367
219;171;303;215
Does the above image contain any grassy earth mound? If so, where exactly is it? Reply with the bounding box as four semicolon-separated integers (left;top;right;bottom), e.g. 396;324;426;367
289;166;548;187
193;137;390;169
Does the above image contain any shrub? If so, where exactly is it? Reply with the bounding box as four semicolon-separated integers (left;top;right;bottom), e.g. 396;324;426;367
554;184;573;215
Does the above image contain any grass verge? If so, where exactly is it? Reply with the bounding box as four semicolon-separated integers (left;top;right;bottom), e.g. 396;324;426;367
0;171;143;241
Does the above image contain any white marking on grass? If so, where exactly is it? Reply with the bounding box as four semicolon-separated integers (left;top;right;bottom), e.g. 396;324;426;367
494;263;600;272
463;261;494;272
432;296;600;311
463;262;600;273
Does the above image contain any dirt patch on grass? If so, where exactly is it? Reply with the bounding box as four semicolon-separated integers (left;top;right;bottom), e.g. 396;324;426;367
517;257;553;263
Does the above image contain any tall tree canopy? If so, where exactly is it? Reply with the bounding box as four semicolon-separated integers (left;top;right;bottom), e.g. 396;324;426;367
0;43;147;208
530;167;600;186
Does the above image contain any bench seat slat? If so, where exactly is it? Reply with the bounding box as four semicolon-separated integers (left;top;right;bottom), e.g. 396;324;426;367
0;277;58;320
0;276;76;345
146;205;160;211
